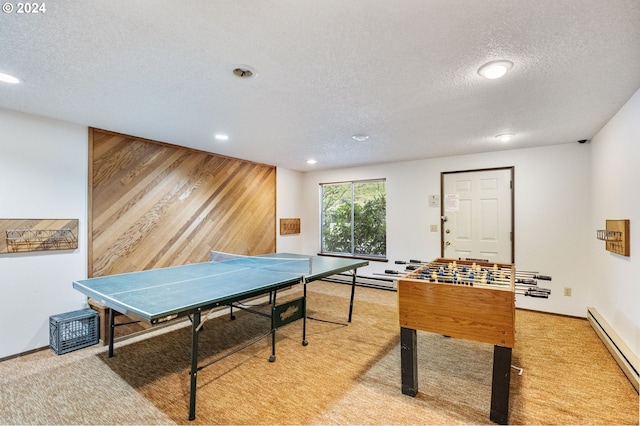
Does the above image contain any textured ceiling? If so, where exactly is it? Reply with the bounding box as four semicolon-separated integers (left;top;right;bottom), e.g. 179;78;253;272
1;0;639;171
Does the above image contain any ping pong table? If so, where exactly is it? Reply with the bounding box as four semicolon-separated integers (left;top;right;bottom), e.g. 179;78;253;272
72;252;368;420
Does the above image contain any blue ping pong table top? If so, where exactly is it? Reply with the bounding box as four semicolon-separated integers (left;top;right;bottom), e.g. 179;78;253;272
73;253;368;324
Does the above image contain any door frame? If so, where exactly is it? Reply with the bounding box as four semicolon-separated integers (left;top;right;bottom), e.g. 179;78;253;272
440;166;515;263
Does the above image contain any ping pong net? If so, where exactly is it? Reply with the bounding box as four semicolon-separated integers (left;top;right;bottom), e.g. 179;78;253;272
209;250;312;277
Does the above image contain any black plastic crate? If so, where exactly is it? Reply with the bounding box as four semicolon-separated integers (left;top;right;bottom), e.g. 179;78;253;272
49;308;99;355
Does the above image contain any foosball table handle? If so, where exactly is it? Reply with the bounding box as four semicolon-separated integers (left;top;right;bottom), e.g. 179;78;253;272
534;274;552;281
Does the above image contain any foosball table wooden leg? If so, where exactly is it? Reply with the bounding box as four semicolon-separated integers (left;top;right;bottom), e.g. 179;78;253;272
400;327;418;396
490;345;512;424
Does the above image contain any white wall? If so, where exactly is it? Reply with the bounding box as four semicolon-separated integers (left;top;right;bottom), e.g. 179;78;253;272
0;109;88;359
276;167;304;254
298;143;592;318
589;89;640;359
3;90;638;361
0;110;307;359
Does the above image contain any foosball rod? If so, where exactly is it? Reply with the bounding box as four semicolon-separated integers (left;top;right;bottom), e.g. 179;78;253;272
510;272;552;281
372;272;549;297
406;273;515;287
437;265;552;282
393;261;553;296
407;261;513;274
394;260;424;265
392;261;552;286
518;288;551;298
397;259;552;282
406;266;552;294
418;262;516;279
404;269;547;288
393;274;551;295
375;270;514;284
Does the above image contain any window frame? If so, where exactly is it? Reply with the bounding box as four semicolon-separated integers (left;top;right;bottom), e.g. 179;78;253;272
319;178;387;261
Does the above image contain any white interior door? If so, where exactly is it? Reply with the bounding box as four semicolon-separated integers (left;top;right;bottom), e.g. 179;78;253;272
442;168;513;263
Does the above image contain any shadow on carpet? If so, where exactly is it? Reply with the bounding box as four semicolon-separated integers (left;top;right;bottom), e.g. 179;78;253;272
96;291;400;424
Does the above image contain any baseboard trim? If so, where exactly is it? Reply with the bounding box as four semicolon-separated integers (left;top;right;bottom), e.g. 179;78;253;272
587;307;639;392
0;345;48;363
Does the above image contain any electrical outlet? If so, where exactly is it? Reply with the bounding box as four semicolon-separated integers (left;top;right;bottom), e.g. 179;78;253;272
564;287;572;297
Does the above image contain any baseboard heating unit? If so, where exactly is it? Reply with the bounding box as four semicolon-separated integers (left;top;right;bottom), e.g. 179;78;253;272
587;307;639;392
325;273;396;290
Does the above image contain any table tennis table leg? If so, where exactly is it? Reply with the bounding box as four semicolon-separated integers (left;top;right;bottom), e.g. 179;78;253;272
348;268;358;323
302;282;308;346
269;290;278;362
108;308;115;358
189;310;201;421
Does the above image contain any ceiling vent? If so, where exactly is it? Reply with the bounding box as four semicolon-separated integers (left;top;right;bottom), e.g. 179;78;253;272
232;65;257;79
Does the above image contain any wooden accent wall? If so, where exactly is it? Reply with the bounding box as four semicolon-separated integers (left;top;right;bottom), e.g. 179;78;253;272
89;129;276;277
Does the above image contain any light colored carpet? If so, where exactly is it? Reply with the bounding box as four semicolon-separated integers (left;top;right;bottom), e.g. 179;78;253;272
0;282;637;425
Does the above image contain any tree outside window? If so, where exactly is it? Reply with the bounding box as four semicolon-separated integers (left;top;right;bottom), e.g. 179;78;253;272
320;179;386;258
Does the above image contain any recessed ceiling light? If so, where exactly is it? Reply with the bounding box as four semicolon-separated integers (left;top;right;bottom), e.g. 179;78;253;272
0;72;20;84
231;65;257;79
495;133;515;142
478;60;514;79
214;134;229;141
306;159;317;165
351;134;369;142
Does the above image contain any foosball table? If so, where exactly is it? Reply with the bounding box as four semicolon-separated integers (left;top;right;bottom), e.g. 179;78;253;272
397;258;551;425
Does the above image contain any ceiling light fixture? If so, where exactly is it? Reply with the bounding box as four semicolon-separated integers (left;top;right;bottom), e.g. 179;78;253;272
306;159;317;165
0;72;20;84
351;134;369;142
231;65;257;79
478;60;514;79
214;134;229;141
495;133;515;142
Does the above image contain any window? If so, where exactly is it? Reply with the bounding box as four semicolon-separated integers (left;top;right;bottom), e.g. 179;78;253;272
320;179;386;258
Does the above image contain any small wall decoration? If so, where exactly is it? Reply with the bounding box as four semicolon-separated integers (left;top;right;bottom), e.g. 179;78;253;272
280;218;301;235
596;219;630;257
1;219;79;254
